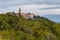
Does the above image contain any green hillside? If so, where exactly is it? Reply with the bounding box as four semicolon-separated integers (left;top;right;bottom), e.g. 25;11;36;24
0;12;60;40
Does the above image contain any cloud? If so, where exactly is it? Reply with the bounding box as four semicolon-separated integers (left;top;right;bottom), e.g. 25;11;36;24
0;0;12;1
0;4;60;16
40;7;60;10
0;0;60;8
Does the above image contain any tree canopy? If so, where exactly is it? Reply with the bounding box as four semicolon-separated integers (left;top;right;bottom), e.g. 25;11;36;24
0;12;60;40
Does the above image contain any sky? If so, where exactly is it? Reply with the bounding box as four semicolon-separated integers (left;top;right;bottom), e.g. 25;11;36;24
0;0;60;16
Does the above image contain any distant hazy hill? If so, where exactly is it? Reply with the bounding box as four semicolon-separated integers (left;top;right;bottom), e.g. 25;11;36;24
43;14;60;22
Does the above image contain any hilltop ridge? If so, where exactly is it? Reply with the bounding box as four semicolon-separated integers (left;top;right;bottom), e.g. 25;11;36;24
0;12;60;40
0;8;60;40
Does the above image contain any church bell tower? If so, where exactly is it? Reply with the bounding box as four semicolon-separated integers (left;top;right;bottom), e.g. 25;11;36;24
19;8;21;16
19;8;21;14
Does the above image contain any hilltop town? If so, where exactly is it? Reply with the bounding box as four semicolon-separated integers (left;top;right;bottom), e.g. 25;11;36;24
11;8;39;19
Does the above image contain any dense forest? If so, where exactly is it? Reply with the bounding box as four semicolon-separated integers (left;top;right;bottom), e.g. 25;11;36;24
0;12;60;40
